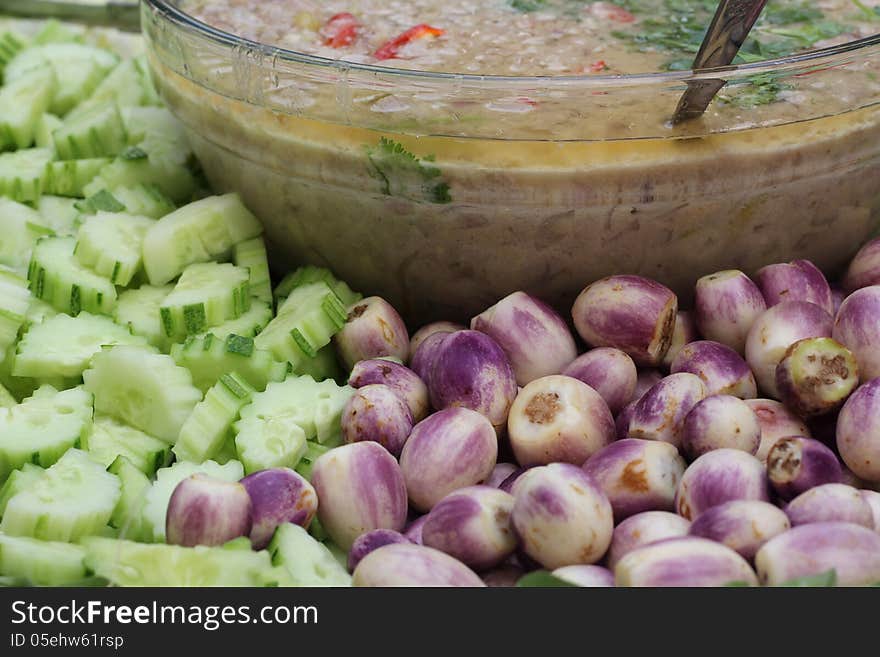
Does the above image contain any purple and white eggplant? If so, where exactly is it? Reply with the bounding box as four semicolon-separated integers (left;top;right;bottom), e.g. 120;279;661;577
614;537;758;587
746;398;813;462
694;269;766;355
333;296;410;370
340;384;414;457
860;490;880;532
766;436;843;501
627;373;707;448
399;407;498;512
409;331;449;382
615;401;637;441
352;543;485;587
833;285;880;382
836;378;880;483
507;374;614;467
408;321;465;363
784;483;874;529
675;449;770;520
670;340;757;399
688;500;790;561
755;522;880;586
571;275;678;367
404;515;429;545
421;486;516;570
842;237;880;293
774;337;859;417
681;395;761;458
581;439;686;520
166;475;252;548
632;369;664;403
485;462;519;489
310;441;408;550
347;529;411;572
348;359;429;422
755;259;835;316
606;511;691;569
240;468;317;550
745;301;834;398
562;347;637;415
552;565;615;587
511;463;613;569
471;291;577;386
661;311;699;369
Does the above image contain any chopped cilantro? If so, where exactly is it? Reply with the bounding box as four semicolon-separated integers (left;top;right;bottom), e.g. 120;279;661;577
509;0;548;11
120;146;148;161
366;138;452;205
718;73;793;109
74;189;126;215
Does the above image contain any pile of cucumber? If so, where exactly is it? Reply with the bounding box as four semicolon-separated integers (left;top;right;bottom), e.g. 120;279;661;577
0;22;358;586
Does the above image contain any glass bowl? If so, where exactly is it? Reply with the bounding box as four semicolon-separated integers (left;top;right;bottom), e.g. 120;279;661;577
141;0;880;322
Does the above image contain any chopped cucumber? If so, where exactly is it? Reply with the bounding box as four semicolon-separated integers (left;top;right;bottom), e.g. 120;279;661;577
0;386;93;482
32;20;81;46
34;113;63;150
0;148;53;202
1;448;120;542
121;106;192;168
0;31;27;74
113;284;172;351
107;455;150;542
269;523;351;587
274;265;362;308
0;67;56;150
0;269;31;362
42;158;111;197
141;459;243;542
83;345;202;443
69;59;155;119
0;382;15;408
84;157;197;205
0;197;50;270
13;312;147;379
233;237;272;303
36;195;79;235
0;464;44;516
24;297;57;327
27;236;117;315
294;442;332;482
84;415;171;476
159;262;251;339
197;299;273;341
234;414;307;475
53;102;127;160
111;184;175;219
174;373;255;464
142;193;262;285
297;345;342;383
0;534;88;586
170;332;289;393
75;211;154;286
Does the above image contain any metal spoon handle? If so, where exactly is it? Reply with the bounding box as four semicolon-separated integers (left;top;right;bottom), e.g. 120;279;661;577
672;0;768;124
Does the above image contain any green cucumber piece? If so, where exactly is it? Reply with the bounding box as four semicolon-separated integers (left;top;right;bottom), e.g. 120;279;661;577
0;534;88;586
83;157;197;205
293;441;331;482
111;184;175;219
0;464;44;516
0;198;51;270
27;236;117;315
269;523;351;586
107;455;150;542
35;195;79;236
43;158;111;197
0;268;31;363
53;102;128;160
75;211;154;286
0;67;56;150
233;237;272;303
160;262;251;339
274;265;362;308
0;148;53;202
84;414;172;476
196;300;273;341
113;284;172;351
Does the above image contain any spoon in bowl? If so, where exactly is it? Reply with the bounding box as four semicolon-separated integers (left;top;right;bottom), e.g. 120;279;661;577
671;0;769;124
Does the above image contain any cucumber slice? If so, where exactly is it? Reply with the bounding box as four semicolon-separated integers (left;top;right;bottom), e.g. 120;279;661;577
43;158;111;197
0;148;53;202
83;345;202;443
13;311;147;379
83;157;197;205
122;106;192;168
142;193;263;285
0;31;27;74
233;237;272;303
27;236;117;315
197;300;273;341
296;345;343;383
213;434;239;466
84;415;172;476
0;269;31;363
255;282;347;370
160;262;250;339
69;59;155;120
0;534;88;586
35;195;79;236
0;382;15;408
170;333;289;393
35;113;63;149
294;442;332;482
113;284;172;351
74;189;125;216
75;211;154;286
1;448;120;542
274;265;362;308
0;198;50;270
0;464;43;516
141;459;244;543
107;455;150;542
0;385;93;482
111;184;175;220
234;414;307;475
53;102;128;160
24;297;57;327
174;373;255;464
32;20;81;46
82;536;286;586
0;67;56;150
269;523;352;587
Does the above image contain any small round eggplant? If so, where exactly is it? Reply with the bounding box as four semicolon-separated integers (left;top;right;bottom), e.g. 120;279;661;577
675;448;769;520
681;395;761;458
511;463;613;569
766;436;843;501
552;565;614;587
166;475;252;548
340;384;414;457
507;374;614;467
755;522;880;586
562;347;637;415
582;439;686;520
774;337;859;417
240;468;318;550
408;321;465;363
421;486;516;570
614;537;758;587
671;340;757;399
352;544;485;587
661;311;699;369
627;373;707;448
745;399;813;462
498;467;530;495
348;359;429;422
694;269;766;355
831;286;846;318
471;291;577;386
409;331;450;382
784;483;874;529
755;259;835;316
836;379;880;482
860;490;880;532
745;301;834;398
833;285;880;382
571;275;678;367
348;529;411;572
606;511;691;569
333;296;410;370
426;330;517;431
615;401;637;441
311;442;408;550
688;500;790;561
485;462;519;488
399;407;498;512
842;237;880;293
404;515;429;545
632;369;664;403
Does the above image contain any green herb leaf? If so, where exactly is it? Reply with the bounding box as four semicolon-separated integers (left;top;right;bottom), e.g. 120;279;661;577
509;0;548;11
718;73;793;108
365;137;453;205
776;570;837;587
516;571;578;587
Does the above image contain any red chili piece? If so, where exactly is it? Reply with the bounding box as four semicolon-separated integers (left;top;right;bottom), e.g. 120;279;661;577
590;60;608;73
590;2;636;23
321;13;359;48
374;24;445;60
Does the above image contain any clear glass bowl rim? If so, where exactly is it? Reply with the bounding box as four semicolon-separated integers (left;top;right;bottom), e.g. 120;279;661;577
144;0;880;87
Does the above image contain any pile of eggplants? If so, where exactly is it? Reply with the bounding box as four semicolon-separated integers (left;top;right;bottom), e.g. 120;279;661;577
165;236;880;587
